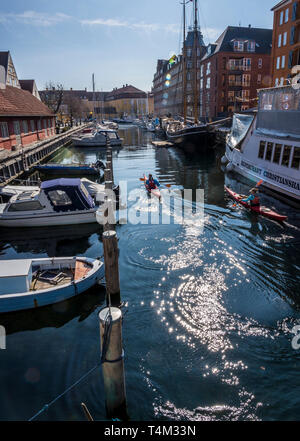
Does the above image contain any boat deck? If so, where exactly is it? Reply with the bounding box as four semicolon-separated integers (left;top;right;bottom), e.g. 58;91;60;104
30;260;92;291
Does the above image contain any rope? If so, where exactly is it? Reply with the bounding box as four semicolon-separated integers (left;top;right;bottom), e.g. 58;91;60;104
28;307;116;422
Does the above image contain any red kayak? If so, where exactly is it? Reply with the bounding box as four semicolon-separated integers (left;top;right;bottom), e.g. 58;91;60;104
225;186;287;222
144;175;161;200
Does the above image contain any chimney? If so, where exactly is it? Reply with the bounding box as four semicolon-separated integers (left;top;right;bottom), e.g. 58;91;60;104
249;24;251;28
85;87;87;91
70;87;73;91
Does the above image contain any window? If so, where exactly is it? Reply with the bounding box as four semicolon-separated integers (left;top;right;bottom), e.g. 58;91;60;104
276;56;280;69
242;89;250;99
206;63;211;75
280;77;284;86
234;40;244;52
265;142;273;161
243;58;251;71
0;122;9;138
283;31;287;46
281;145;292;167
200;79;204;89
206;78;211;89
280;11;284;25
258;141;266;159
290;26;295;45
22;120;28;134
285;8;289;23
7;201;44;212
243;74;251;86
273;144;282;164
258;58;263;69
275;78;279;86
200;65;204;77
37;120;41;131
247;41;255;52
278;34;282;47
291;147;300;169
47;190;72;207
257;74;262;84
13;121;20;135
281;55;285;68
30;120;35;132
292;2;298;21
228;91;234;98
187;49;192;58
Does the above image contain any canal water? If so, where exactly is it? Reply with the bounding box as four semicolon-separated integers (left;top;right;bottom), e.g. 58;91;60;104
0;126;300;421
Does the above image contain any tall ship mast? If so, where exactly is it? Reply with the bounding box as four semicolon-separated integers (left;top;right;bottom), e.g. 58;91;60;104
166;0;215;150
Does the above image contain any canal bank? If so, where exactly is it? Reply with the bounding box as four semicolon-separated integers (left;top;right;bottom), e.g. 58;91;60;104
0;126;299;421
0;124;89;185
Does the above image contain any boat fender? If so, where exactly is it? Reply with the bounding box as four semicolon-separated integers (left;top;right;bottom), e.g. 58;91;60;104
221;155;228;165
226;162;234;172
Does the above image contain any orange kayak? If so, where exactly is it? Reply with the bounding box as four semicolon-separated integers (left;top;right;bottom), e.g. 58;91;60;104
225;186;287;222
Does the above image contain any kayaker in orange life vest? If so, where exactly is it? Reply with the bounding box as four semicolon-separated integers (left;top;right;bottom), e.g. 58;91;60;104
146;174;160;190
240;188;260;207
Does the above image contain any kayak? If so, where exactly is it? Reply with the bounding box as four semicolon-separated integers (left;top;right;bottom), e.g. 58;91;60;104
144;175;161;200
225;186;287;222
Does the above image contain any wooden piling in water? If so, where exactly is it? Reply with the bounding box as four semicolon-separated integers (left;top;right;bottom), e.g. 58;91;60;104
99;306;127;420
102;230;120;305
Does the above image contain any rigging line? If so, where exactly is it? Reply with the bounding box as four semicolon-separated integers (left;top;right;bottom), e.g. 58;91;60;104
28;309;114;422
198;2;211;45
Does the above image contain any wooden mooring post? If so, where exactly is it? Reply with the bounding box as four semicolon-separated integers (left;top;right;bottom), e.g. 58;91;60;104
99;230;127;420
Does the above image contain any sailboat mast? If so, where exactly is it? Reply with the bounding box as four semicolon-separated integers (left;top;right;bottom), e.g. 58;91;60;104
182;1;187;125
193;0;199;124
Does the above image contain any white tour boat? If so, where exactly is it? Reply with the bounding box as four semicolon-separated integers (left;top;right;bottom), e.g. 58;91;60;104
0;256;104;313
0;178;102;227
223;85;300;203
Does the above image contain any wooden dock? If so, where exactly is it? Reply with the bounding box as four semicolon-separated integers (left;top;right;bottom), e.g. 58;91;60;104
0;125;89;186
151;140;174;148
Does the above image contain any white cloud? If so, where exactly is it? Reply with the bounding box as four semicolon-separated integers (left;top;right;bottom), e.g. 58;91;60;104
0;11;71;27
80;18;129;27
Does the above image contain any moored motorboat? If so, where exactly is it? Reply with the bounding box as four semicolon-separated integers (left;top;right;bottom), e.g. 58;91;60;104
0;256;104;313
33;160;105;176
0;178;101;227
225;186;288;222
71;129;122;147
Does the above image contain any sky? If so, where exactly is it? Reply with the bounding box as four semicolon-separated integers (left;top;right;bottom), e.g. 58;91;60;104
0;0;276;93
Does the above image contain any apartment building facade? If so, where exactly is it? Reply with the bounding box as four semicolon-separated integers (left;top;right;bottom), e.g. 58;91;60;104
199;26;273;119
271;0;300;86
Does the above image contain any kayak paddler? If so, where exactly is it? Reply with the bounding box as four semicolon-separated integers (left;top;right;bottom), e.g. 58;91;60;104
146;174;160;190
240;188;260;207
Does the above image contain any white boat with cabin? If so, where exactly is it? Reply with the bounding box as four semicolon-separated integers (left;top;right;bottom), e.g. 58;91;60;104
224;85;300;203
0;256;104;313
71;128;122;147
0;178;103;227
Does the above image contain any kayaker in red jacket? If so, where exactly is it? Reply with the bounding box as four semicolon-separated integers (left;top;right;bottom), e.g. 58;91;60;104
240;188;260;207
146;174;160;190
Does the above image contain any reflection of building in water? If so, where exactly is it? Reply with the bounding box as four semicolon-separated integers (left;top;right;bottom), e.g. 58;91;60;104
224;85;300;203
154;146;225;206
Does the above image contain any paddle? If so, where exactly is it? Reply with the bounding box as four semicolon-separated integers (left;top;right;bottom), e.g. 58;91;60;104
232;180;263;207
139;177;172;188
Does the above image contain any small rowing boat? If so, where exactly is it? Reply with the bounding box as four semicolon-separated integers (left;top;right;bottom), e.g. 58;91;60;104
0;256;104;313
225;186;287;222
144;175;161;200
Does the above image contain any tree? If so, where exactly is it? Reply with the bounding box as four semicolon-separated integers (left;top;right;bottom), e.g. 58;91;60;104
42;82;64;114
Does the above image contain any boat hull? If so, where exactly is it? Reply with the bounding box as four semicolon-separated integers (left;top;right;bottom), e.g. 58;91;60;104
166;126;214;148
0;257;104;313
34;165;101;176
0;207;98;227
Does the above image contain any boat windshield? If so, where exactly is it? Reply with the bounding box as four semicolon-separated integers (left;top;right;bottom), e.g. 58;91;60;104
227;113;254;150
256;86;300;138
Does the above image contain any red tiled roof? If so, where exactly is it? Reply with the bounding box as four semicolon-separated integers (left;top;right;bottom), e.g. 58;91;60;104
0;85;54;117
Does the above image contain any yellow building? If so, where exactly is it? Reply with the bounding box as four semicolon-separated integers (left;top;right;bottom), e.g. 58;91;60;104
105;84;151;118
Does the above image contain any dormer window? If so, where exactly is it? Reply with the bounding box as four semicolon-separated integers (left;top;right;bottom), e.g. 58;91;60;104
233;40;244;52
247;41;256;52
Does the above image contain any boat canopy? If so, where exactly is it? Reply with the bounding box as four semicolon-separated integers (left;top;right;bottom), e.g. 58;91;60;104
256;86;300;139
41;178;95;212
227;113;254;150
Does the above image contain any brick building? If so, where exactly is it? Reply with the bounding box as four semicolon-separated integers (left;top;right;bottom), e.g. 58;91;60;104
199;26;273;119
271;0;300;86
40;84;151;120
0;51;55;151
